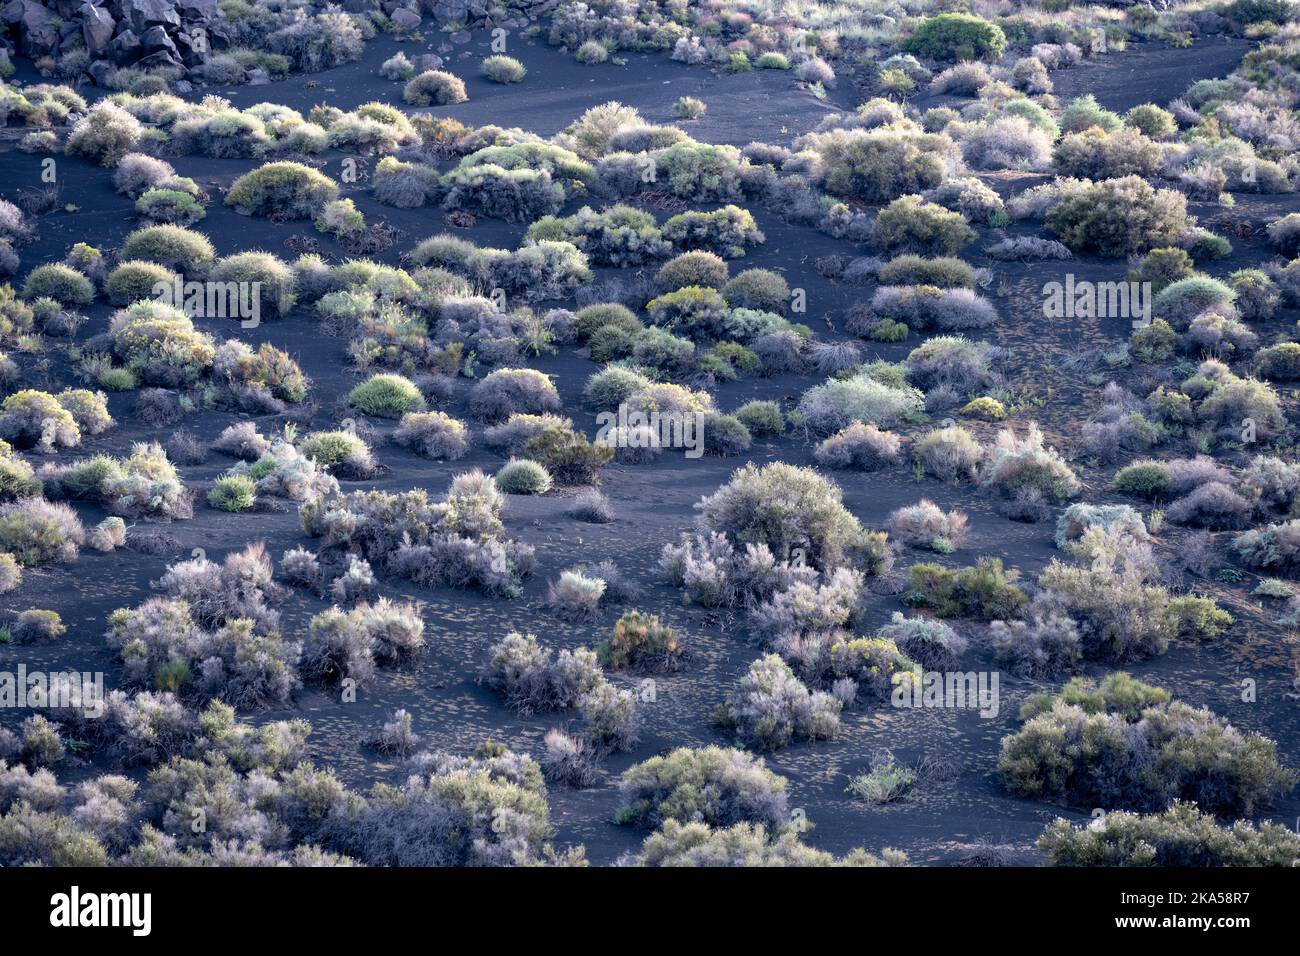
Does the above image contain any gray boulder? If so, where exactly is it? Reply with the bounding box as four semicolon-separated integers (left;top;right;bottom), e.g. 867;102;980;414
80;2;115;55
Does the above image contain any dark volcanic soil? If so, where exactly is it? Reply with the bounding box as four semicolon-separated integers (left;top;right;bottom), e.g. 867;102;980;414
2;30;1298;865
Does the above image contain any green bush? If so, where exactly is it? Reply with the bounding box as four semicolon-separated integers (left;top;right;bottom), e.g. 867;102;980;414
734;400;785;437
120;224;215;276
878;255;973;288
481;54;526;83
208;474;257;512
906;558;1027;620
1046;177;1190;257
106;260;176;306
20;264;93;307
902;13;1007;62
496;458;552;495
1000;673;1294;815
403;70;468;106
598;610;683;672
348;373;425;418
874;196;974;256
656;251;728;291
225;161;340;218
1040;801;1300;866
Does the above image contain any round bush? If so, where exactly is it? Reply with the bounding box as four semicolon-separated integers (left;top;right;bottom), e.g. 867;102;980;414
209;251;298;319
348;373;426;418
481;56;526;84
1046;177;1190;257
404;70;468;106
106;260;177;306
21;264;94;307
225;162;340;219
656;251;729;291
120;225;215;277
903;13;1007;63
874;197;974;256
496;458;552;495
722;269;789;313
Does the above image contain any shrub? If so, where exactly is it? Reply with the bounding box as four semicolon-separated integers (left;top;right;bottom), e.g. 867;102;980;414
617;746;788;831
113;153;175;198
482;631;603;714
662;206;765;259
393;411;469;460
717;654;841;750
721;269;788;313
405;70;473;107
542;570;604;623
1047;177;1191;257
959;116;1053;171
991;610;1082;678
481;56;526;83
798;369;924;433
348;374;425;418
209;251;298;320
0;390;80;450
469;368;561;421
1128;247;1194;294
874;197;974;256
21;265;94;307
1053;128;1162;179
1111;461;1171;499
903;13;1007;62
879;612;967;670
1055;503;1148;555
598;611;683;673
982;424;1080;503
800;128;951;204
1255;343;1300;381
1153;275;1236;329
998;673;1293;815
1060;95;1123;134
646;286;730;340
65;100;143;165
496;458;553;495
914;425;984;482
878;255;973;289
1125;104;1178;140
734;400;785;438
656;251;728;291
106;260;176;306
225;162;340;219
906;558;1027;620
576;41;609;65
1039;801;1300;867
120;225;215;277
89;516;127;552
11;608;64;642
1266;214;1300;257
300;430;375;478
887;500;969;552
207;474;257;512
0;497;85;565
814;422;902;470
1234;520;1300;572
698;462;868;571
